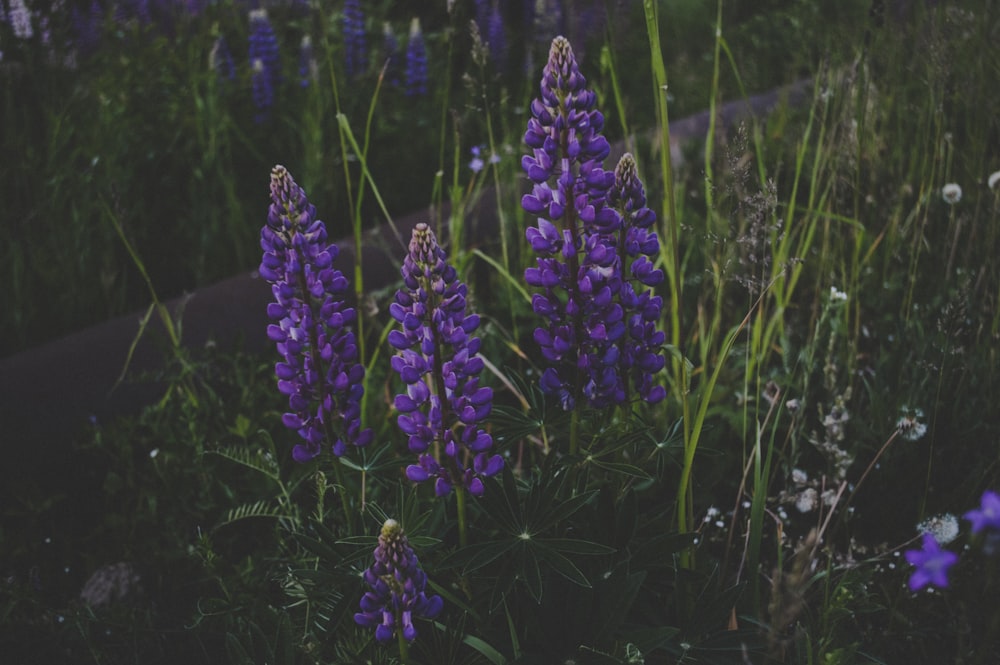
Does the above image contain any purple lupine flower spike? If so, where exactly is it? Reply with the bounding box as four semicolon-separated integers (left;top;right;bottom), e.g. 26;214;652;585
608;153;666;404
389;224;503;497
343;0;366;77
210;35;236;84
261;166;373;462
354;519;443;643
249;9;280;123
404;18;427;98
381;22;401;88
298;35;314;88
521;36;624;410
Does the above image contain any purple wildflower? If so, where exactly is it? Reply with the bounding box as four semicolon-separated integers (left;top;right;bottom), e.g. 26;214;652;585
904;532;958;591
72;0;103;56
381;21;401;88
521;35;625;410
964;490;1000;535
9;0;33;39
210;35;236;84
249;9;280;123
297;35;314;88
486;1;507;73
404;17;427;98
608;153;667;404
354;519;444;643
343;0;366;77
389;224;503;498
260;165;373;462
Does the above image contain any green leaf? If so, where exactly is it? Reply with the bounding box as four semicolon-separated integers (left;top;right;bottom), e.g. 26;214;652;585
521;543;543;602
539;538;616;555
533;543;592;588
439;539;518;573
588;459;654;481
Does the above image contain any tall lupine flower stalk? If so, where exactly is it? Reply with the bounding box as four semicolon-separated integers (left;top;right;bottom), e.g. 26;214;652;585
249;9;280;123
404;17;427;98
210;35;236;84
343;0;366;77
608;153;667;404
389;224;502;545
260;165;373;470
521;36;624;450
381;21;401;88
354;519;443;657
297;35;314;88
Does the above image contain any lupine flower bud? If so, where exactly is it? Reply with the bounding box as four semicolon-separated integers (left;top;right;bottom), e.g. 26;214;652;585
404;17;427;98
343;0;366;77
389;224;503;497
354;519;443;643
261;165;373;462
249;9;280;123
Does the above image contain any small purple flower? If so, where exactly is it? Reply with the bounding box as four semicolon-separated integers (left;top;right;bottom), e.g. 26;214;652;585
404;17;427;98
389;224;503;497
354;519;443;643
261;165;373;462
904;532;958;591
964;490;1000;535
249;9;280;123
343;0;366;77
468;145;498;174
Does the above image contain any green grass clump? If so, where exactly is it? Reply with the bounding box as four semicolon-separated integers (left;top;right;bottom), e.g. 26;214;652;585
2;1;999;663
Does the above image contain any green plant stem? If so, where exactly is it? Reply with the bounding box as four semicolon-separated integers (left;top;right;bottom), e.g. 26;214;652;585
456;484;468;548
397;627;410;664
331;459;354;533
569;408;581;457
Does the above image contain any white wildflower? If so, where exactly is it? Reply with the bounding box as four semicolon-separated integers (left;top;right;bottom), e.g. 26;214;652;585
829;286;848;302
795;488;819;513
896;407;927;442
917;513;959;545
791;468;808;485
941;183;962;204
988;170;1000;190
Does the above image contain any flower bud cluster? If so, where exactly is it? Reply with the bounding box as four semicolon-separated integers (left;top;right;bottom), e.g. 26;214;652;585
521;36;665;410
389;224;503;497
260;165;372;462
354;519;443;643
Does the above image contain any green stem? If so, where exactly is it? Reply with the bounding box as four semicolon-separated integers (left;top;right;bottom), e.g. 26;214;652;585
397;626;410;664
569;408;581;457
456;484;468;548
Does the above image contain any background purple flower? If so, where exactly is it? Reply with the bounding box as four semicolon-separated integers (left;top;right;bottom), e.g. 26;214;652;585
904;532;958;591
354;519;443;643
260;165;372;462
210;35;236;84
248;9;280;123
404;17;427;98
343;0;366;77
964;490;1000;534
389;224;502;497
